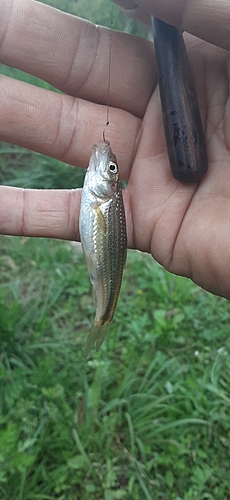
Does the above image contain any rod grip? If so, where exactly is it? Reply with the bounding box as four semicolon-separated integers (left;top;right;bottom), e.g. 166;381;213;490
152;17;208;183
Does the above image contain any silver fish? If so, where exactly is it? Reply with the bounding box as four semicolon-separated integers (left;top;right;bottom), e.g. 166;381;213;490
79;140;127;358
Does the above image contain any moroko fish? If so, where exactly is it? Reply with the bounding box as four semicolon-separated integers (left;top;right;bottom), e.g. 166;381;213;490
79;140;127;358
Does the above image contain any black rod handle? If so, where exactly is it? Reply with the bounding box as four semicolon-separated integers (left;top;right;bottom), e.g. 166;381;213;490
152;17;208;183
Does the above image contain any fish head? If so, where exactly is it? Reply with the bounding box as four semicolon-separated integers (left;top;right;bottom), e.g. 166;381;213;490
87;141;119;199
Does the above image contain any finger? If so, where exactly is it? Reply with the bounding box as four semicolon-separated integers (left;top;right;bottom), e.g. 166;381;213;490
0;75;140;177
113;0;230;50
0;186;133;249
0;186;81;240
0;0;155;118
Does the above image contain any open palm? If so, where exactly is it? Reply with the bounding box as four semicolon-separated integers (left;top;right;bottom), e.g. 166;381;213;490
0;0;230;297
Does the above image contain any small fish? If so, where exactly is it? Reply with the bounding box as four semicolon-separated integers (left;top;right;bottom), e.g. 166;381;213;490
79;140;127;358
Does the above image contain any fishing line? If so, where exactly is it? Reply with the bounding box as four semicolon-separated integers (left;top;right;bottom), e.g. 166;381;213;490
103;1;114;142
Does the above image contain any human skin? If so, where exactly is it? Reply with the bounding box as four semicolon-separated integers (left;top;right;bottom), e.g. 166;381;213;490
0;0;230;298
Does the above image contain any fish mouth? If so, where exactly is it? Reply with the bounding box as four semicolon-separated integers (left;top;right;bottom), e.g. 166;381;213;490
94;140;111;156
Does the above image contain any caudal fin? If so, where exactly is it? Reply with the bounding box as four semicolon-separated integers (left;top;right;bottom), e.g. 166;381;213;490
83;323;110;359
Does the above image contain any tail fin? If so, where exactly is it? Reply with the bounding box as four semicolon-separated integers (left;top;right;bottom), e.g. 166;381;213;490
83;323;110;359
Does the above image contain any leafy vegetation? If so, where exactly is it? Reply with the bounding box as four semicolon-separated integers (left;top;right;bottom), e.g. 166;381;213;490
1;0;230;499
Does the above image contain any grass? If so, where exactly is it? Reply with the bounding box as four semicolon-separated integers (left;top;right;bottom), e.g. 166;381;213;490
0;142;85;189
1;0;230;499
0;238;230;499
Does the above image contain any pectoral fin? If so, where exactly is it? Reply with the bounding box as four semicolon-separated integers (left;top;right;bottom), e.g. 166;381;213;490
91;202;107;234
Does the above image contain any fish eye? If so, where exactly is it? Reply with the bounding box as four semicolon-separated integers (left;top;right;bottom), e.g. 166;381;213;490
109;162;118;174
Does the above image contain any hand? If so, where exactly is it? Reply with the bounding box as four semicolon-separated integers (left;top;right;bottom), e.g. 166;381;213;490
0;0;230;298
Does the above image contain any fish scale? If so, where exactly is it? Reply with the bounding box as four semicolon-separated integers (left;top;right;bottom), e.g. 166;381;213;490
79;140;127;357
